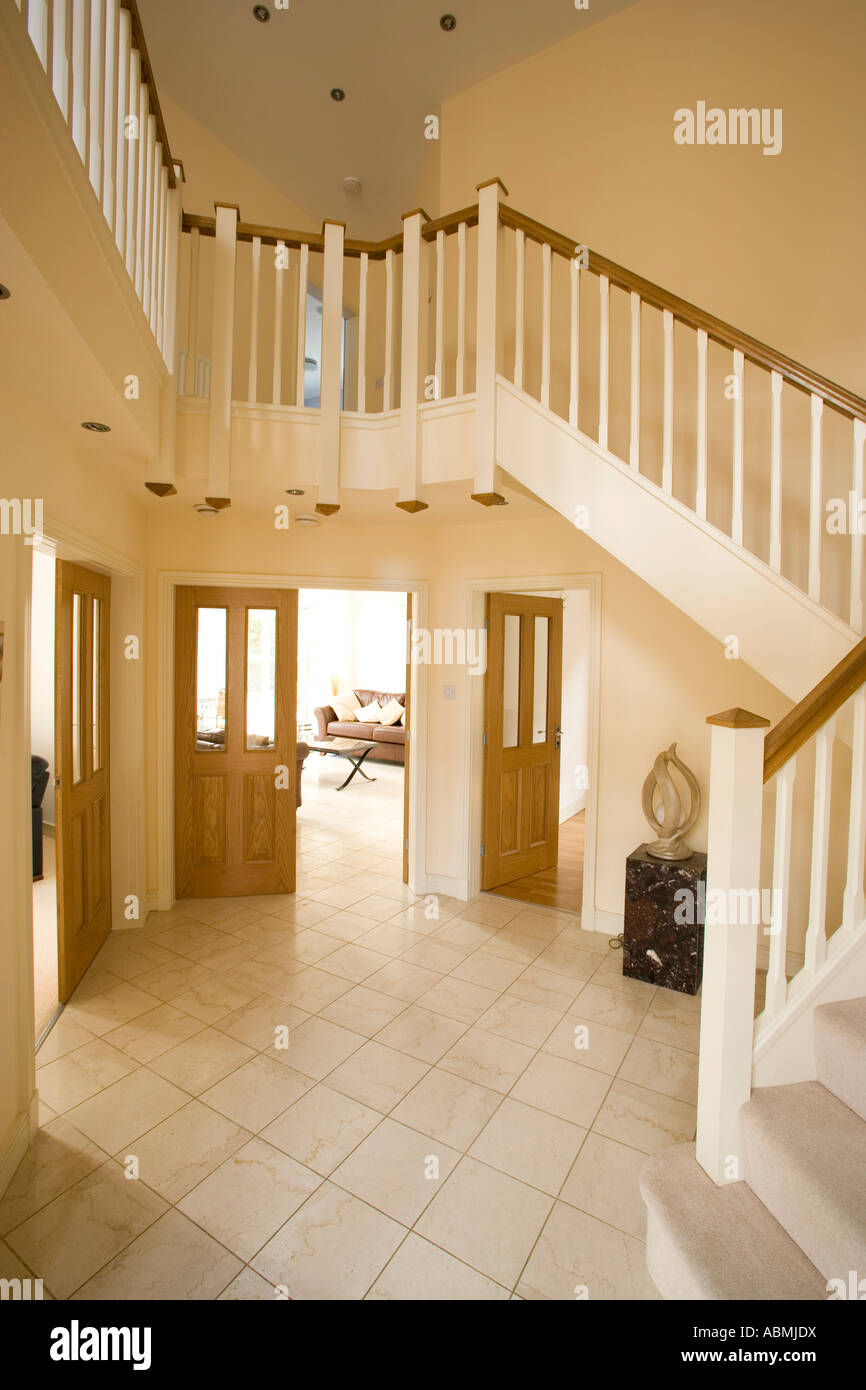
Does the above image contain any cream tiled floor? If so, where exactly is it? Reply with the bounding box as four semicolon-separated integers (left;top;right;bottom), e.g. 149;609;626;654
3;761;700;1300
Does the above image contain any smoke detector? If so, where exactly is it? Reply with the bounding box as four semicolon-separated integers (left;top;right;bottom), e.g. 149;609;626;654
294;514;319;527
342;176;362;195
194;502;220;515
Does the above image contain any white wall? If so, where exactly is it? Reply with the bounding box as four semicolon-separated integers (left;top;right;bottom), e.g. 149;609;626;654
559;589;591;822
29;549;55;826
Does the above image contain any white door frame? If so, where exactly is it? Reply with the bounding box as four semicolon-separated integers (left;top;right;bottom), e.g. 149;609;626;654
463;572;602;931
155;570;429;910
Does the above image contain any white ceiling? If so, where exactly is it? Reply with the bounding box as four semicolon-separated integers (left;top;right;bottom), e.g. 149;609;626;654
138;0;638;237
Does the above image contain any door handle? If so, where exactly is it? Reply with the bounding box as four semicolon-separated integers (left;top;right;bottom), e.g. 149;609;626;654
554;726;562;750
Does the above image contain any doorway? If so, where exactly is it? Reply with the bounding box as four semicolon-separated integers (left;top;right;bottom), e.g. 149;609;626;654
174;586;298;898
30;547;58;1038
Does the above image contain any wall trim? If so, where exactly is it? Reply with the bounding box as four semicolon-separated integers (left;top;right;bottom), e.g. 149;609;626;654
0;1110;31;1201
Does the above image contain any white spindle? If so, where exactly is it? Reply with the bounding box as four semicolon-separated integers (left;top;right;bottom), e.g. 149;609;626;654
514;228;525;392
207;204;238;503
433;233;444;400
842;687;866;934
87;0;105;198
101;0;118;227
133;83;148;297
568;254;579;429
628;290;640;467
155;163;167;346
765;756;796;1019
124;47;140;278
295;241;308;406
541;242;552;410
357;251;368;412
398;209;425;505
731;348;745;545
71;0;87;161
769;371;783;573
319;220;345;508
598;274;609;450
27;0;49;68
809;393;824;601
383;248;395;411
185;227;199;397
143;120;157;327
804;716;835;977
272;240;286;405
851;420;866;630
662;309;674;494
113;6;130;253
473;181;503;499
696;329;708;519
51;0;69;120
456;221;466;396
247;235;261;403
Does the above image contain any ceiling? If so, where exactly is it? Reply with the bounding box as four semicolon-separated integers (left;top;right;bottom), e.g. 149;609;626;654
138;0;638;238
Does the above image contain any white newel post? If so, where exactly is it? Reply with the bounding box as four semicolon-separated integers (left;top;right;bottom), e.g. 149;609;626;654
397;208;429;512
472;177;507;506
206;202;238;509
146;167;183;499
317;219;345;515
696;707;770;1186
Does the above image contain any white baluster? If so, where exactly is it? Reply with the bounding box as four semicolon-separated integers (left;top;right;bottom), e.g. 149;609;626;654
662;309;674;494
51;0;69;120
319;220;345;510
143;119;157;326
101;0;118;227
207;204;238;505
473;181;503;500
295;241;308;406
456;221;467;396
568;253;579;429
809;393;823;601
769;371;783;572
696;328;708;519
88;0;104;198
765;756;796;1019
842;687;866;934
433;233;444;401
598;273;609;450
628;290;640;468
247;235;260;403
71;0;87;161
27;0;48;68
113;6;130;254
124;46;140;278
398;210;426;506
731;348;745;545
514;228;525;392
272;239;286;406
154;163;167;346
541;242;551;410
133;83;148;298
185;226;199;397
358;251;368;412
383;248;395;412
804;716;835;977
851;420;865;630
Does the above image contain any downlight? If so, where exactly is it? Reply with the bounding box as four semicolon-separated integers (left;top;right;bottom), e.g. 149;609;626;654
0;284;10;300
81;420;110;432
285;488;305;496
330;88;346;102
252;5;270;22
440;14;457;31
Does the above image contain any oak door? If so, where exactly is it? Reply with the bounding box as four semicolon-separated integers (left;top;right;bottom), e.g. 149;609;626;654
55;562;112;999
482;593;563;890
175;586;297;897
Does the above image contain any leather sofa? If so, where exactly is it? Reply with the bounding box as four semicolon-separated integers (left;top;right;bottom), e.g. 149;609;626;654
314;688;406;765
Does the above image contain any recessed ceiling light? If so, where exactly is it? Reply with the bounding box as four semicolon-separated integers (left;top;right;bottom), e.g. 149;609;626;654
295;514;319;527
81;420;110;432
252;4;270;21
343;176;362;195
440;13;457;31
330;88;346;102
0;284;10;300
285;488;305;496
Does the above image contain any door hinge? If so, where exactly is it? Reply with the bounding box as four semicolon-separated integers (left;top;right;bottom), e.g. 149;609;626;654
484;618;490;631
480;844;486;857
482;731;487;747
404;837;409;850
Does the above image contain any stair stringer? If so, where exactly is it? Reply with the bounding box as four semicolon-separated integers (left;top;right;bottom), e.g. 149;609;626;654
496;378;856;701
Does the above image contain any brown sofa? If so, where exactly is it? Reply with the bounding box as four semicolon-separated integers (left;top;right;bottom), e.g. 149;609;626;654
313;688;406;765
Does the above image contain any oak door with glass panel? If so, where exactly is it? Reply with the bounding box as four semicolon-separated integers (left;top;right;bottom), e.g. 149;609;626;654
482;593;563;890
175;587;297;897
55;562;111;999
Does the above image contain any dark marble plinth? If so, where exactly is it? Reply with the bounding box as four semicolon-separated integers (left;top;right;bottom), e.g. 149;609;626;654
622;844;707;995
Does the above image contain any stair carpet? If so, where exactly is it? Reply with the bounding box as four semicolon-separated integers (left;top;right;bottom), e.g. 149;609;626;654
640;996;866;1300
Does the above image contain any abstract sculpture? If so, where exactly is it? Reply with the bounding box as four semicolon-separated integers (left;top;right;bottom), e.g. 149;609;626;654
641;743;701;861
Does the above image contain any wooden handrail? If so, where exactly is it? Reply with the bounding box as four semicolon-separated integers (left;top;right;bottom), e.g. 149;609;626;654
181;203;479;260
763;635;866;782
126;0;176;188
499;204;866;423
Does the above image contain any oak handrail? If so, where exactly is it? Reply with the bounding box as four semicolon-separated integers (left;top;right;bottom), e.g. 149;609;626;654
763;635;866;782
181;204;479;260
125;0;177;188
499;204;866;423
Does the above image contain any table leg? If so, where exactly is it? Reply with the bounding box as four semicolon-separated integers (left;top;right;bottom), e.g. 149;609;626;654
335;751;377;790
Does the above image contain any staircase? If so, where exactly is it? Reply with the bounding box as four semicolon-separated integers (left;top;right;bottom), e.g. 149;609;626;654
641;997;866;1300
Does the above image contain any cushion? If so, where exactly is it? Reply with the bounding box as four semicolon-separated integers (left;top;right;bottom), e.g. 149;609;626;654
331;691;360;721
373;725;405;745
358;701;382;722
379;698;404;726
400;710;406;725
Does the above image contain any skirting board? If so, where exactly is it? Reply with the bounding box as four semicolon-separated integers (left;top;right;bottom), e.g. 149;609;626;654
559;795;586;823
589;908;624;938
0;1107;32;1203
424;876;469;902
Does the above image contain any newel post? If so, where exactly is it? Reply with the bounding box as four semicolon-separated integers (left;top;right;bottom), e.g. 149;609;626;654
396;208;430;513
147;160;184;500
472;177;508;507
205;201;239;510
317;219;345;516
696;707;770;1186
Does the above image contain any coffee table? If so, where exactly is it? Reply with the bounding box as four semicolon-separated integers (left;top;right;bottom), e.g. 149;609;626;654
308;736;378;790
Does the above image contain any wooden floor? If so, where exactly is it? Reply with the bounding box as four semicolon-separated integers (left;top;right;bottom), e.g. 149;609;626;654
484;811;585;913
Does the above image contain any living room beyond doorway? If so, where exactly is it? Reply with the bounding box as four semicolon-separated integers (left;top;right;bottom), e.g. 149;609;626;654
296;589;410;892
